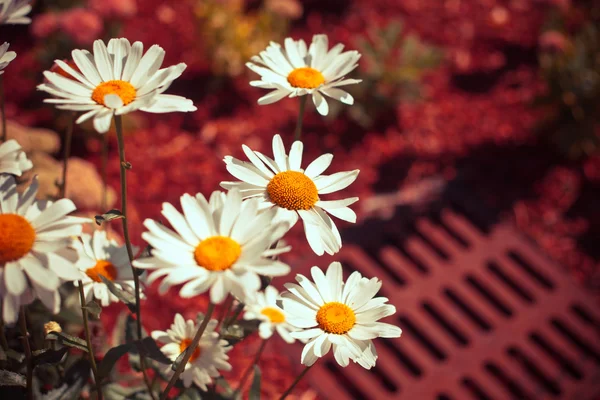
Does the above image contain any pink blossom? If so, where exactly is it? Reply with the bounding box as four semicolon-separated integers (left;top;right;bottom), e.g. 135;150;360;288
88;0;137;18
58;8;103;46
31;12;59;39
539;31;569;53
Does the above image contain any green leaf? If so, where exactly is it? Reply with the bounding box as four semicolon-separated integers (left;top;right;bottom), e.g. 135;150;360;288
99;275;137;313
136;337;171;365
32;347;69;366
85;301;102;317
249;365;261;400
95;209;125;225
97;343;134;382
46;332;88;352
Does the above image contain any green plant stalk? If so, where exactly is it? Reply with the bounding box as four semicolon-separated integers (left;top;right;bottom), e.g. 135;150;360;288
77;282;103;400
216;295;234;331
234;338;269;394
114;115;157;400
160;303;216;400
0;76;6;142
0;306;9;350
101;132;108;211
224;302;245;328
278;364;314;400
59;114;74;199
19;306;33;400
294;96;308;142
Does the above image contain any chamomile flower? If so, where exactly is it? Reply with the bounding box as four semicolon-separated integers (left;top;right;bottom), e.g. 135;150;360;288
221;134;359;256
0;175;88;324
281;262;402;369
0;0;32;25
246;34;361;115
0;42;16;75
243;285;299;343
133;189;291;304
0;139;32;176
151;314;232;390
37;38;196;133
72;230;137;307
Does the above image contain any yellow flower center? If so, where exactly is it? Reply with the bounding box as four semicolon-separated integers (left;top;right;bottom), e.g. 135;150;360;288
287;67;325;89
266;171;319;211
91;80;137;106
260;307;286;323
86;260;118;282
0;214;36;264
316;302;356;334
194;236;242;271
179;338;201;363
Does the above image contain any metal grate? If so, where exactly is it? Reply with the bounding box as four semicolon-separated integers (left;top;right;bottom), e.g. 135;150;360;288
281;188;600;400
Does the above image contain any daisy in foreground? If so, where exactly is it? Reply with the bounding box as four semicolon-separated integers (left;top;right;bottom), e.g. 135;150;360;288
281;262;401;369
133;189;291;304
0;42;16;75
221;134;359;256
0;139;32;176
0;0;32;25
0;176;87;324
37;38;196;133
243;285;299;343
152;314;231;390
247;34;361;115
73;230;137;307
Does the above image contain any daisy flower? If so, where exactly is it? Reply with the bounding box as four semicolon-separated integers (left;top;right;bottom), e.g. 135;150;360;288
221;134;359;256
37;38;196;133
281;262;402;369
151;313;232;390
0;0;32;25
246;34;361;115
0;139;32;176
243;285;299;343
73;230;137;307
0;42;16;75
0;175;88;324
133;189;291;304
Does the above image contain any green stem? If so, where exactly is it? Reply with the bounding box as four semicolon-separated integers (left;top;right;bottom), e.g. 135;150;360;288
114;115;157;400
234;338;269;394
101;132;108;211
0;305;9;350
224;302;245;328
77;282;103;400
19;307;33;400
0;76;6;143
59;114;74;199
160;303;216;400
278;364;314;400
216;295;233;331
294;96;308;142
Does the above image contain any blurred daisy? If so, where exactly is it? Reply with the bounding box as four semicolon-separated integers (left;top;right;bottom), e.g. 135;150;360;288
37;38;196;133
73;230;137;307
0;139;32;176
0;0;32;25
281;262;401;369
221;134;359;256
151;313;232;390
243;285;299;343
133;189;291;304
247;34;361;115
0;42;16;75
0;175;87;324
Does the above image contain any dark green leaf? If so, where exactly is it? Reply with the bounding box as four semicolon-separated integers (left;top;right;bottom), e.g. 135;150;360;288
46;332;88;352
4;349;24;363
95;209;125;225
0;370;25;387
85;301;102;317
97;343;134;382
249;365;261;400
42;359;90;400
136;337;171;365
32;347;69;366
99;275;137;313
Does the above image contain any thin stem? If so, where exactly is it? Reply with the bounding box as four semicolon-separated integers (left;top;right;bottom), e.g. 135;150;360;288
234;338;269;394
294;96;308;142
223;302;245;328
19;307;33;400
101;132;108;211
216;295;233;332
114;115;157;400
59;114;74;199
278;364;314;400
160;303;216;400
0;305;9;350
0;76;6;142
77;282;103;400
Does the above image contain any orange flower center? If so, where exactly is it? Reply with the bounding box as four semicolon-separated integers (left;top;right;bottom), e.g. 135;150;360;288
86;260;118;282
179;338;201;363
287;67;325;89
260;307;286;323
194;236;242;271
0;214;35;264
91;80;137;106
266;171;319;210
316;302;356;334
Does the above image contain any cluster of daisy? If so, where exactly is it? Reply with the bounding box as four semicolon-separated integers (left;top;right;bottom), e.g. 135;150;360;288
0;1;400;396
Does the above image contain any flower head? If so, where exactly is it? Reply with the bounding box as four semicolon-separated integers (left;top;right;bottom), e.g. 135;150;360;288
243;285;299;343
247;34;361;115
281;262;401;369
0;0;32;25
221;134;359;256
0;175;88;324
133;189;291;304
0;42;16;75
0;139;32;176
73;230;137;307
37;38;196;133
151;313;232;390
